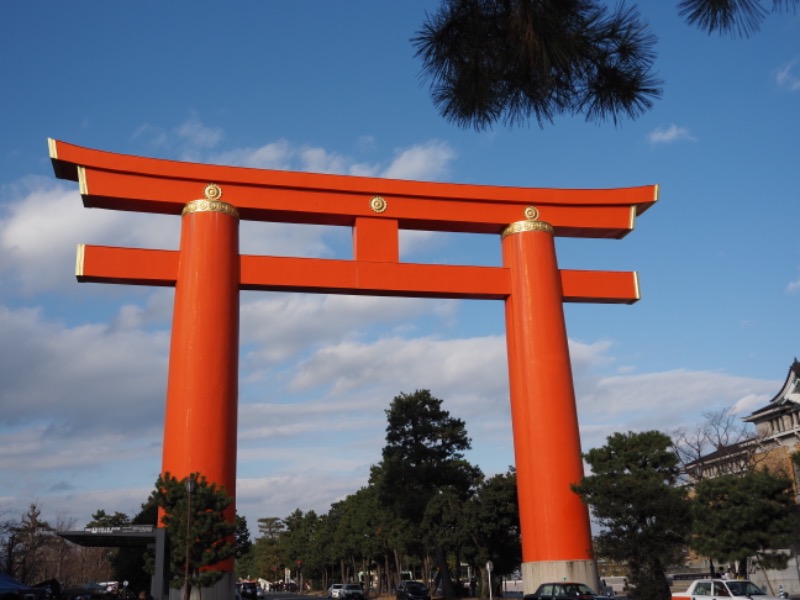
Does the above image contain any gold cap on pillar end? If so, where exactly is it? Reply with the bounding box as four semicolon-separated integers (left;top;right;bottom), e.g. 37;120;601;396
182;184;240;218
501;205;553;238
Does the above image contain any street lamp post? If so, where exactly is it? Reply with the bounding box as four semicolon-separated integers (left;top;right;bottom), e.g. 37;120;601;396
184;475;196;600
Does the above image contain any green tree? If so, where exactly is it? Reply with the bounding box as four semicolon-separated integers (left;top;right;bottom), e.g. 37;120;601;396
234;514;255;580
371;390;483;600
691;469;800;588
334;486;399;594
258;517;285;540
11;503;52;584
421;486;471;592
1;515;16;575
282;508;322;588
87;510;131;528
573;431;691;600
249;517;286;583
462;469;520;596
317;502;348;583
235;514;253;559
415;0;799;130
153;473;236;600
326;495;366;583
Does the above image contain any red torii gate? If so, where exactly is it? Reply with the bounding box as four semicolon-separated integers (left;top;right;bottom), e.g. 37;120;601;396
50;139;657;596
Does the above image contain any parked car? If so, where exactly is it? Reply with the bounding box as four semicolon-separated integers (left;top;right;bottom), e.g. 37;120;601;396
340;583;365;600
397;581;430;600
524;582;610;600
673;579;781;600
329;584;344;599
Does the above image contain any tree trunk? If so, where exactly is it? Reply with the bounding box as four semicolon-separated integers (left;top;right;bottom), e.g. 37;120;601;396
423;555;433;588
737;558;748;579
393;547;403;589
434;545;456;600
385;552;393;593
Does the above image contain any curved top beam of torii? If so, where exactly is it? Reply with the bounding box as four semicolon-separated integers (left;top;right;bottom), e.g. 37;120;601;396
49;139;658;304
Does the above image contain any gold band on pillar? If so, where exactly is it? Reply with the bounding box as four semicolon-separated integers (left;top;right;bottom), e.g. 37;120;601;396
502;220;554;238
502;205;553;238
182;184;240;219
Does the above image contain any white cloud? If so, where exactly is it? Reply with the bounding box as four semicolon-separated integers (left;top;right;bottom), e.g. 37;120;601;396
132;124;168;149
213;140;295;170
775;58;800;92
148;112;460;181
211;138;457;182
239;294;452;365
0;304;169;433
237;474;360;526
133;116;224;160
175;115;224;150
648;124;698;144
212;141;355;174
289;335;508;398
239;220;341;258
574;368;775;444
298;147;350;174
382;140;456;180
0;179;179;294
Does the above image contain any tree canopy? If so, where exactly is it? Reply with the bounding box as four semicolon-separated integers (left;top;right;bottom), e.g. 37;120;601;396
415;0;799;130
371;390;483;599
573;430;692;600
372;389;483;523
461;469;520;593
153;473;236;594
691;469;800;584
8;503;52;584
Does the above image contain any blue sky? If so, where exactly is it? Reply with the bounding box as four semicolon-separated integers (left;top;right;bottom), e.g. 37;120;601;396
1;3;799;534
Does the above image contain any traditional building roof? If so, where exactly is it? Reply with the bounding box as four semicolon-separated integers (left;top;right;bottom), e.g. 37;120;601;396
743;358;800;439
684;361;800;481
744;359;800;424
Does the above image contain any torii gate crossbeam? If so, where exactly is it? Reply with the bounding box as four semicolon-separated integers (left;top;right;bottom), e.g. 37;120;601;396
50;139;657;599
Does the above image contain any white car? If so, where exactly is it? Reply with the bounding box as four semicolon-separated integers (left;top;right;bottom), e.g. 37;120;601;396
673;579;781;600
340;584;365;600
329;584;344;599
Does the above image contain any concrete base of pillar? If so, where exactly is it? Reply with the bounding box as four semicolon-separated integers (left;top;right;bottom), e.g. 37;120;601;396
521;559;599;595
167;573;234;600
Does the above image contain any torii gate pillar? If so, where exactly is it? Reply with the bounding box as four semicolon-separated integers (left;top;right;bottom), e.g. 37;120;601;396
49;139;658;598
162;193;240;530
503;217;595;585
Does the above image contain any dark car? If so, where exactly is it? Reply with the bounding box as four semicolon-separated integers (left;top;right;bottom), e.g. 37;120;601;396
524;582;609;600
396;581;430;600
237;582;259;600
340;584;364;600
